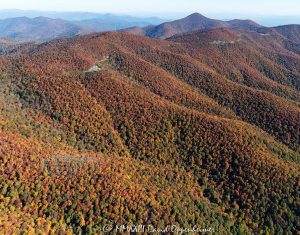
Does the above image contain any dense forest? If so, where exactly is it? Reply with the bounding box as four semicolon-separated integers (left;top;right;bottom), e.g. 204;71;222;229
0;28;299;234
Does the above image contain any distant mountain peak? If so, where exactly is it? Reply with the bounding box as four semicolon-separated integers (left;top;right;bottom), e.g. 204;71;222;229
123;13;265;39
186;12;207;19
128;13;228;39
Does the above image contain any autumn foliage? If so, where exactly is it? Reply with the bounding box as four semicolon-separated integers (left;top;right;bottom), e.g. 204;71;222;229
0;30;299;234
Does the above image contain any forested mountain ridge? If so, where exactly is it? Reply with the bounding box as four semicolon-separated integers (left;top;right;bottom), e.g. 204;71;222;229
0;14;165;43
122;13;265;39
0;37;17;53
122;12;300;42
274;24;300;43
1;12;300;45
0;27;299;234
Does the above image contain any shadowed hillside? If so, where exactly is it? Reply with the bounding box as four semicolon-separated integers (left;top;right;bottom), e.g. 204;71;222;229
274;24;300;43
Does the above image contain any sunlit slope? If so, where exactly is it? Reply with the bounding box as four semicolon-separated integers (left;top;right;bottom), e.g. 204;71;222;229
0;30;299;234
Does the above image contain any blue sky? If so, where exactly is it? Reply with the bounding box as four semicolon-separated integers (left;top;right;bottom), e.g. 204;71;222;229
1;0;300;16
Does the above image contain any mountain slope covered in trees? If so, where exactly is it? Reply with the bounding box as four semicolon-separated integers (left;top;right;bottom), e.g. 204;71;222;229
0;28;299;234
0;14;165;43
122;13;265;39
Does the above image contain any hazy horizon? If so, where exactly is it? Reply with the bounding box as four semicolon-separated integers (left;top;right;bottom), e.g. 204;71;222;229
0;9;299;27
1;0;300;17
1;9;300;18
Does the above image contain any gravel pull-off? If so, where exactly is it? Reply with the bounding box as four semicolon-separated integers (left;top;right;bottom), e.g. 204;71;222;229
87;65;101;72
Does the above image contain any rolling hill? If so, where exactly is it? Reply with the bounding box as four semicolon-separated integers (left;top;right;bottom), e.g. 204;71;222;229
274;24;300;43
0;22;299;234
0;14;166;43
0;17;90;42
2;12;299;44
122;13;265;39
0;37;17;53
0;37;16;47
0;9;166;24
